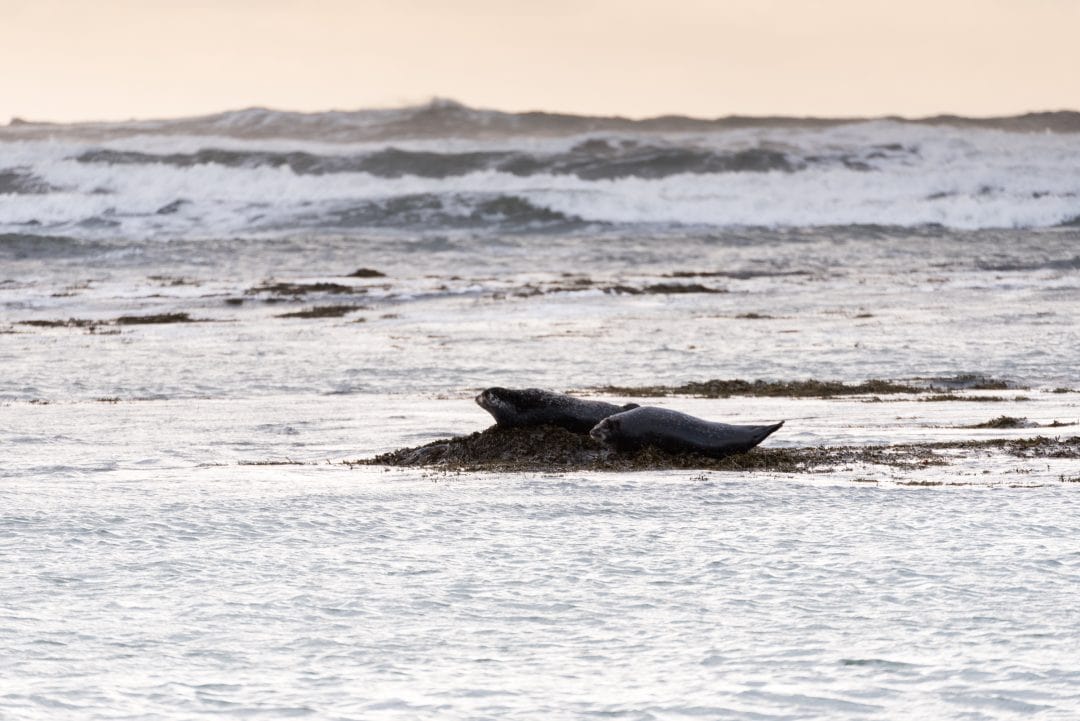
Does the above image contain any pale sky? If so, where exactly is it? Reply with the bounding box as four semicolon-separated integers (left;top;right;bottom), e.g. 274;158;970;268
2;0;1078;123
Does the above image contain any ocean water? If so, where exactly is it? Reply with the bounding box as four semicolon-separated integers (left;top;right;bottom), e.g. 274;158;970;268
3;101;1080;719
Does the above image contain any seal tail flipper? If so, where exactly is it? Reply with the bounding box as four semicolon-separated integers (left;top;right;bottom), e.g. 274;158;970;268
747;420;784;448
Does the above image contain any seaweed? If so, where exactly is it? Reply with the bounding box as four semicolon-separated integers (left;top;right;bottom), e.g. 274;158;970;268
15;314;198;329
596;376;1039;400
665;270;812;280
641;283;726;294
597;378;925;398
346;268;386;278
17;318;101;329
247;281;363;297
961;416;1073;429
964;416;1035;428
114;312;196;325
919;394;1015;402
917;374;1017;390
276;304;363;319
352;426;1080;473
534;281;727;296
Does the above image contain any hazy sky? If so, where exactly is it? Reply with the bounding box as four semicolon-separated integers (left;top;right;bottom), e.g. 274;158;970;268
2;0;1078;122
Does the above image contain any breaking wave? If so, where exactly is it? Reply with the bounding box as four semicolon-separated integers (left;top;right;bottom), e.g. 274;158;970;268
0;168;54;194
2;101;1079;237
74;142;811;180
284;193;585;231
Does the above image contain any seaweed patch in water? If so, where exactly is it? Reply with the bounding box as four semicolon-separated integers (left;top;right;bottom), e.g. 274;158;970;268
965;415;1037;428
18;314;203;329
995;435;1080;459
247;281;364;297
919;394;1017;403
276;304;364;319
597;378;925;398
917;374;1018;390
537;282;726;296
961;416;1073;429
114;313;197;325
665;270;813;280
17;318;102;329
641;283;726;294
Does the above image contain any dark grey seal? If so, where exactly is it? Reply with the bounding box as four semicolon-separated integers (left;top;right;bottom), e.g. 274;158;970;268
589;406;783;457
476;387;639;434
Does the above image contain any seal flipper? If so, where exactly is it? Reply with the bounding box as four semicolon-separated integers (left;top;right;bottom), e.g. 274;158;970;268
756;420;784;443
744;420;784;449
621;403;640;411
711;420;785;456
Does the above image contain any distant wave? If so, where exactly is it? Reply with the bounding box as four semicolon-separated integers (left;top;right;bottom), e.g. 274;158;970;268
4;99;1080;142
75;141;885;180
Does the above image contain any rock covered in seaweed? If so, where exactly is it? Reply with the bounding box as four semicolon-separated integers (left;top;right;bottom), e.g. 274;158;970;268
365;424;834;473
356;425;1080;474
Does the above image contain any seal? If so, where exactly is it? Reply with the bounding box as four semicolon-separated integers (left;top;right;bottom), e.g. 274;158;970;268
589;406;783;457
475;387;639;434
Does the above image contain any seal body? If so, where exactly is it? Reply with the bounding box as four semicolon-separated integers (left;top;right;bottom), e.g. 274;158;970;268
475;387;639;434
590;406;783;457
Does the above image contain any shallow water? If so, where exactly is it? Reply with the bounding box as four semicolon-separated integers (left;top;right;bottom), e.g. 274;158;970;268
4;229;1080;400
5;461;1080;720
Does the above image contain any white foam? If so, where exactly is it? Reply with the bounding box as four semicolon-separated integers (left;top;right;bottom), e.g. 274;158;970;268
2;122;1079;237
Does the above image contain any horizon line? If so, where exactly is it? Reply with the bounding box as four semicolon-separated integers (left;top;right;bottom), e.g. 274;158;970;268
7;98;1080;128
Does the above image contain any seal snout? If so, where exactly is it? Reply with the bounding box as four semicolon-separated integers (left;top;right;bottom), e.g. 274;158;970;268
589;419;612;444
476;387;504;410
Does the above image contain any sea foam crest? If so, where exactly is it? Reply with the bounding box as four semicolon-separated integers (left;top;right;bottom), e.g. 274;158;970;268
1;114;1078;237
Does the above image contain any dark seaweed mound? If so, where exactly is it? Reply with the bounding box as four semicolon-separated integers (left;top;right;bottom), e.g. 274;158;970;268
357;425;1080;473
364;424;830;472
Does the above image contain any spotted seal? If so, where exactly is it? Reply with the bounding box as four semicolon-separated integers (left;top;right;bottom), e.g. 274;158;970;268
589;406;783;457
475;387;639;434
